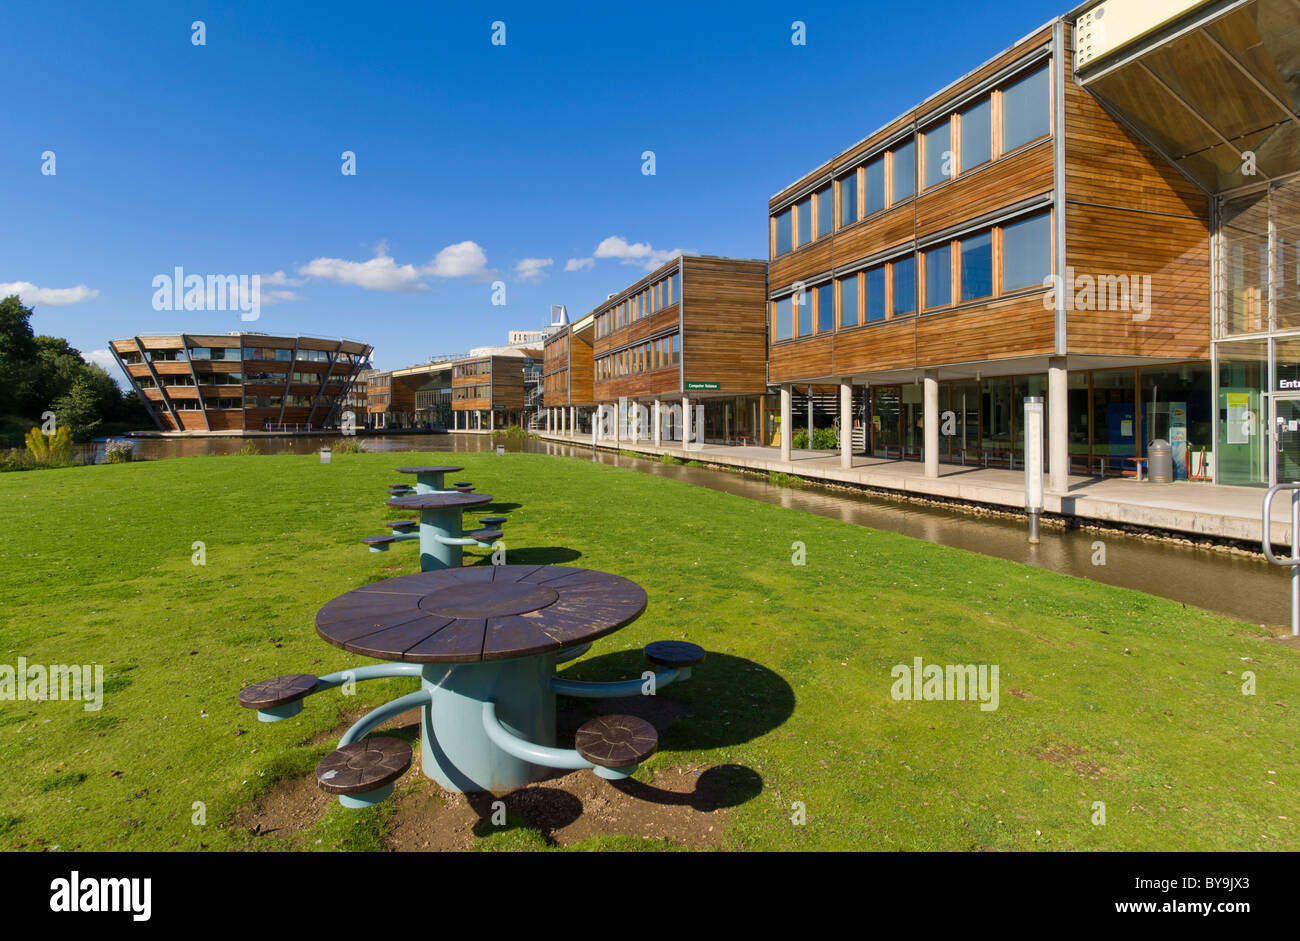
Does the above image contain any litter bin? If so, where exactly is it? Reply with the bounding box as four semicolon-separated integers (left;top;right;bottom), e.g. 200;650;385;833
1147;439;1172;483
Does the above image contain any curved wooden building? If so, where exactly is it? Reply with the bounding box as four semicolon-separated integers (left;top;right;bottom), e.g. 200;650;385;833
109;333;372;433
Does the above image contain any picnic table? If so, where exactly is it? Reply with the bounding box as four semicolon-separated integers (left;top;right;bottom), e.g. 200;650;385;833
395;465;464;494
239;564;706;803
364;491;500;570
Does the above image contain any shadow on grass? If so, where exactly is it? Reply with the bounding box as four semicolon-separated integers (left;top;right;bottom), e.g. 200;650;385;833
557;650;795;750
610;764;762;810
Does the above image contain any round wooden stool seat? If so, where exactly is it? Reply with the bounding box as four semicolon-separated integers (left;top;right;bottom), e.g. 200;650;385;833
575;715;658;769
315;737;412;795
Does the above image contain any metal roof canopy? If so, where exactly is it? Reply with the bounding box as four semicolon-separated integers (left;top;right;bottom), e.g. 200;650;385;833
1074;0;1300;193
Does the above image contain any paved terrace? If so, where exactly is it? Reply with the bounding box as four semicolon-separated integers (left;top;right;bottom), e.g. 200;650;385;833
534;430;1289;547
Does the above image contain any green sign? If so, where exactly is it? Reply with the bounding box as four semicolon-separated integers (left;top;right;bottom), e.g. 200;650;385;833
685;382;720;391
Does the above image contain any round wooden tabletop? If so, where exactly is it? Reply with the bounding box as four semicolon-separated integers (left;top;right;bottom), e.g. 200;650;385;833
315;565;648;663
386;492;493;510
395;465;464;475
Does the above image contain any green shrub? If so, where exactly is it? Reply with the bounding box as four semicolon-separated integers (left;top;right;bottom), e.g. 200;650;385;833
658;454;683;465
234;441;260;456
333;438;364;454
769;471;805;488
791;427;839;450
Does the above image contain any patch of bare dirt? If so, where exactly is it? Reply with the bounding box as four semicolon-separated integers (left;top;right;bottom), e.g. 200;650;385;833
226;696;741;851
1034;743;1108;778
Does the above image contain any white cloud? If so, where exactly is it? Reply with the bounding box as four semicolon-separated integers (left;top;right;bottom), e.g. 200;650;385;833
86;348;125;385
591;236;692;271
261;289;304;306
514;257;553;283
298;246;428;293
565;257;595;272
0;281;99;305
261;270;307;287
423;241;496;280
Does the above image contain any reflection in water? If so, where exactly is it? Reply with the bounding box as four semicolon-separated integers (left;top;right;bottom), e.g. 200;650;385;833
96;432;1287;626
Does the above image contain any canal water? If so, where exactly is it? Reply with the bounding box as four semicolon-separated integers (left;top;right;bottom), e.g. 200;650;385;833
91;432;1289;627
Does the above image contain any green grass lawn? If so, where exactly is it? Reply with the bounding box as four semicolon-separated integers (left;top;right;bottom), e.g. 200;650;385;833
1;449;1297;851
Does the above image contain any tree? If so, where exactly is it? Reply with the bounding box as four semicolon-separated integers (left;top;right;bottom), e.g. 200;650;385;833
0;295;39;417
51;373;107;441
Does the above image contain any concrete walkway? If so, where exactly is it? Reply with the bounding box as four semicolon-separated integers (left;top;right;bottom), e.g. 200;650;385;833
535;430;1290;546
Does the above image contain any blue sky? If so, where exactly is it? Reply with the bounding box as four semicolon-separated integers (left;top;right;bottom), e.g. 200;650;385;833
1;0;1067;379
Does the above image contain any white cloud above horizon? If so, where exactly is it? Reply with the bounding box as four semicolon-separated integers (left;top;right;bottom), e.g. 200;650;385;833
295;240;498;292
298;245;429;293
514;257;553;283
0;281;99;306
570;236;695;272
425;241;497;281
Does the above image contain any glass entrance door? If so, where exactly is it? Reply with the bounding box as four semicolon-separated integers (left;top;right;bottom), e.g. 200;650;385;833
870;386;900;457
1271;395;1300;484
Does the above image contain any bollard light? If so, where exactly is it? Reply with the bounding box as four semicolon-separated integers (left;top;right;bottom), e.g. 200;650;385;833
1023;396;1044;544
320;447;332;464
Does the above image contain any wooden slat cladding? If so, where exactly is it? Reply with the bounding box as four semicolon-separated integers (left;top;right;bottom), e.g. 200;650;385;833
1065;204;1209;358
770;334;836;384
835;319;918;375
1061;20;1210;361
681;257;768;396
831;205;916;272
594;368;679;402
569;329;594;406
491;357;526;409
769;24;1054;210
917;292;1056;364
593;256;767;401
769;238;833;291
1062;23;1208;220
594;307;679;357
914;142;1053;238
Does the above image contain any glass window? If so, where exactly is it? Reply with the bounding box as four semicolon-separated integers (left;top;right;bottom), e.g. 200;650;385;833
1001;212;1052;292
892;255;917;316
892;139;916;203
1002;66;1050;151
864;157;886;215
775;209;792;255
925;244;952;308
817;282;835;333
671;272;681;305
839;172;858;226
839;275;859;328
775;297;793;341
671;333;681;364
865;266;886;322
796;196;812;247
815;186;833;238
961;98;992;170
796;288;812;337
923;120;952;189
960;231;994;301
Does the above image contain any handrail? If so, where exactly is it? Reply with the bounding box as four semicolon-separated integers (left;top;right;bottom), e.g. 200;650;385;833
1261;483;1300;567
1262;483;1300;636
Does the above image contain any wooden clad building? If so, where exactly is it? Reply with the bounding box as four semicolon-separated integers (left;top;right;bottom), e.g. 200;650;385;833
542;313;595;434
591;254;769;445
766;13;1215;486
450;352;540;432
110;333;371;433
